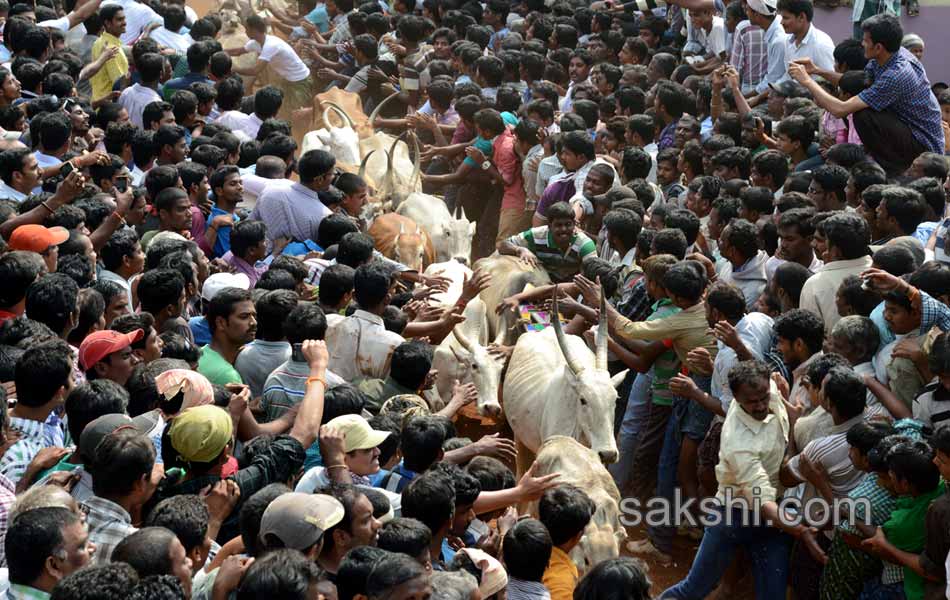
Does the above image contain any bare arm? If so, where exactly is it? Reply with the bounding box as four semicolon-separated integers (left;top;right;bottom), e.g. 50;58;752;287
288;340;329;448
0;171;84;239
789;62;867;119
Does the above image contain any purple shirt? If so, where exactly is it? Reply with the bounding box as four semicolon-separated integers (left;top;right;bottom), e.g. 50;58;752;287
222;251;267;287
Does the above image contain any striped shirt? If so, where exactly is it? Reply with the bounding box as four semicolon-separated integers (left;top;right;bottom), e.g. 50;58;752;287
648;299;681;407
0;416;66;486
83;495;137;564
786;414;866;524
506;227;597;284
260;359;345;423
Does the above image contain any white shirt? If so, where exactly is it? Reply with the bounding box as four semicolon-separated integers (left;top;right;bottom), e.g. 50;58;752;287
0;181;27;202
764;252;824;279
215;110;261;141
325;310;405;381
119;83;162;129
130;164;146;187
32;152;61;194
101;0;163;45
799;255;874;332
149;26;193;54
38;15;71;31
784;23;835;74
694;15;728;57
244;35;310;82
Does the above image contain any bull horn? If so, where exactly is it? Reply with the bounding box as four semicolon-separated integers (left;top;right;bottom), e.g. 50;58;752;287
367;91;401;129
552;287;585;376
453;321;475;352
409;130;421;189
595;287;608;371
358;150;374;181
324;101;355;128
321;104;349;130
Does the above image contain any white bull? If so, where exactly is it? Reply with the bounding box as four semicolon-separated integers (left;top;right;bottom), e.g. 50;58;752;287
423;260;471;306
431;298;504;418
503;293;624;476
397;193;474;264
527;436;627;574
473;255;551;345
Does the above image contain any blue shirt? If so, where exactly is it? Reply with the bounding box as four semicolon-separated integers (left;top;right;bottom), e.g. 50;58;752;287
163;72;214;101
208;205;239;258
858;47;944;154
188;316;211;346
756;16;787;94
462;136;495;167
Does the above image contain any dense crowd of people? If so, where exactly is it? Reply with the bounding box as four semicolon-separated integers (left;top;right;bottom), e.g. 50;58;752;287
0;0;945;597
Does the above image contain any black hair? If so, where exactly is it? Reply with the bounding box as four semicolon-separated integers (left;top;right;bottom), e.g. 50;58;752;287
880;187;926;235
774;308;825;354
90;428;156;497
50;563;140;600
820;212;869;260
253;86;284;120
145;495;210;554
722;218;759;260
834;38;867;71
401;415;448;473
822;366;867;419
538;484;594;546
836;275;882;317
886;439;940;492
236;548;321;600
142;101;173;131
254;289;298;342
661;260;706;301
25;273;78;336
847;420;895;455
8;507;82;586
651;228;687;260
112;527;178;580
602;209;642;250
502;518;552;581
711;146;752;179
137;268;185;316
861;13;903;53
239;483;291;558
664;209;700;246
337;232;375;268
65;380;129;450
206;286;251;335
282;303;327;345
377;517;432;559
0;251;43;309
574;557;652;600
338;546;390;600
872;245;917;277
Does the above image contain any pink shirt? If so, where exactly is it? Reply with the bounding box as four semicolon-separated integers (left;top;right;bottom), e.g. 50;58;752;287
493;129;525;211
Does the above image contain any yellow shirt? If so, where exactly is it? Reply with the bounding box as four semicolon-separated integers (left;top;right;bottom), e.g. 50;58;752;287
614;301;718;366
90;32;128;102
542;546;578;600
716;390;789;505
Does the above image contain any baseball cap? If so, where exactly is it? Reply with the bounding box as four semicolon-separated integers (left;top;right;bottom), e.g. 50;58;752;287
155;369;214;411
78;329;144;370
167;405;234;463
768;80;810;99
259;493;345;551
78;413;154;464
8;224;69;254
201;272;251;302
456;548;508;597
327;414;391;453
747;0;777;14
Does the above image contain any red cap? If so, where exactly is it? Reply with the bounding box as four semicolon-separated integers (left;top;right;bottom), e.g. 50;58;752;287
79;329;144;371
8;224;69;254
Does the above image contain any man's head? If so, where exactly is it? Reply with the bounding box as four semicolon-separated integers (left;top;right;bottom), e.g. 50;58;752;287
365;553;430;600
876;186;926;237
111;527;193;598
209;164;242;207
25;273;78;336
861;13;903;62
89;428;158;505
99;4;125;37
14;339;73;410
546;202;577;250
155;125;188;164
79;329;143;385
883;287;921;335
502;519;552;583
377;518;433;570
776;208;816;264
807;164;849;212
0;250;44;313
777;0;813;37
258;492;345;560
727;360;773;421
145;495;215;576
7;507;92;591
885;439;940;496
236;549;323;600
818;212;869;262
207;287;256;345
9;224;68;272
0;147;40;191
538;484;594;553
774;308;824;366
401;468;456;543
138;269;186;320
322;484;382;560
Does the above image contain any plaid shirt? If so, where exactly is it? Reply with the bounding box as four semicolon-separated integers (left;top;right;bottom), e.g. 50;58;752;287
0;474;14;568
7;585;49;600
657;121;677;151
730;21;766;94
154;435;306;543
859;47;944;154
0;416;66;486
617;277;652;323
918;290;950;334
82;495;137;564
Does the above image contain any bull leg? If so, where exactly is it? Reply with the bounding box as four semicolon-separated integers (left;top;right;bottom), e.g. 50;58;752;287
514;438;535;480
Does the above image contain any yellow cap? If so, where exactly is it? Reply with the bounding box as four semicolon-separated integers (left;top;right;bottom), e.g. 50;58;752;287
327;414;391;453
168;405;234;463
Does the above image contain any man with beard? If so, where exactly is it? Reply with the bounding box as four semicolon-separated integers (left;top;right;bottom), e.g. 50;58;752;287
197;287;257;386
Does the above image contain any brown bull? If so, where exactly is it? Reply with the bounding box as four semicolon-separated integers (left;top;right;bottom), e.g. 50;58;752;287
368;213;435;272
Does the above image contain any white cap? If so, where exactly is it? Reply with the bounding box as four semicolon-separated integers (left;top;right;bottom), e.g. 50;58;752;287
200;272;251;301
747;0;777;14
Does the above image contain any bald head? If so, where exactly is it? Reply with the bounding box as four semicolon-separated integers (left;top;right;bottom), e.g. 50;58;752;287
256;156;288;179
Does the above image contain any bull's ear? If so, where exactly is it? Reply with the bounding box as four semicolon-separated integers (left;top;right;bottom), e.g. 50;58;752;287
468;220;476;235
610;370;628;388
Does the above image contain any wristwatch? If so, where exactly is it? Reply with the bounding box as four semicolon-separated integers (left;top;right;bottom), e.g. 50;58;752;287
481;160;491;171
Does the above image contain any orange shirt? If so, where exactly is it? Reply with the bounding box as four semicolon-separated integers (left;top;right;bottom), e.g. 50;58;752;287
542;546;578;600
